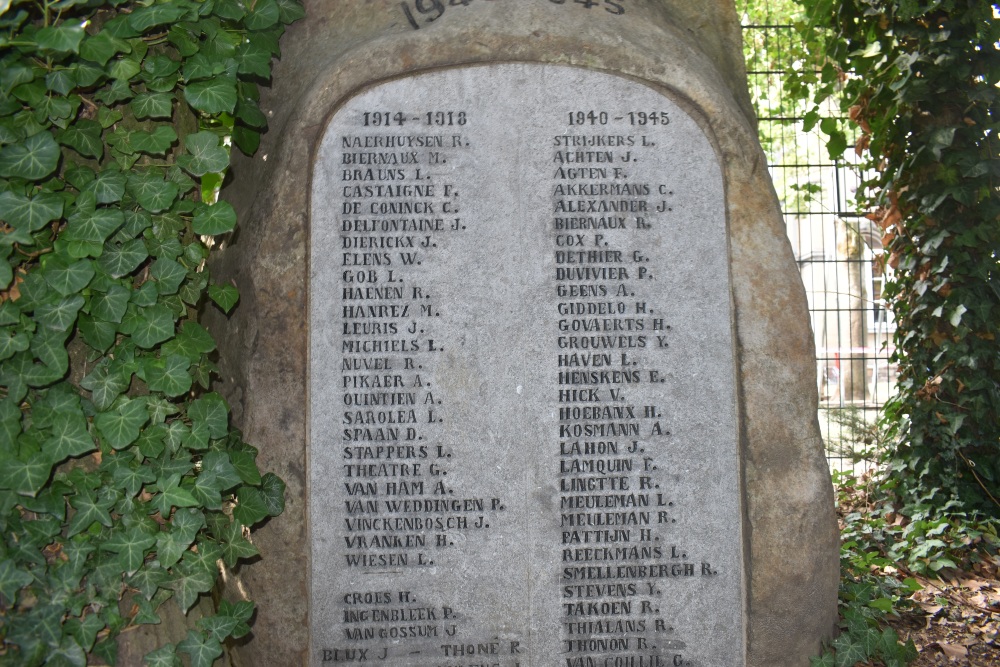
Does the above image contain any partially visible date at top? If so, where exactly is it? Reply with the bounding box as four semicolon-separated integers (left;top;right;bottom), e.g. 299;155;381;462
401;0;624;31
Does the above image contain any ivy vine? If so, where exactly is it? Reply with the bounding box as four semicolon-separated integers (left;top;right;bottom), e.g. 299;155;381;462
793;0;1000;516
0;0;302;663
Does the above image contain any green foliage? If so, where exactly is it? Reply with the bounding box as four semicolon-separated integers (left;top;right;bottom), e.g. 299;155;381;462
0;0;299;662
814;471;999;666
792;0;1000;514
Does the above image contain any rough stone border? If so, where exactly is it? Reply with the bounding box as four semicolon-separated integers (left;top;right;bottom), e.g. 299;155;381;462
208;3;839;665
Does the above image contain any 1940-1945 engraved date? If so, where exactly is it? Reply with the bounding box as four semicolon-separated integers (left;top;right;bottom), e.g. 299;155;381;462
401;0;624;31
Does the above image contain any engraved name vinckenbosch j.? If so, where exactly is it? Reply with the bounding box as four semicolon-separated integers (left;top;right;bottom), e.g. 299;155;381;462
309;67;742;667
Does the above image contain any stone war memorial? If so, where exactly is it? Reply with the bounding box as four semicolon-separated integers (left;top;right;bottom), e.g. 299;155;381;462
208;1;840;665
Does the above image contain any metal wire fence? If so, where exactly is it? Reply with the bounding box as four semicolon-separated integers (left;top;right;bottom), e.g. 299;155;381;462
740;18;897;473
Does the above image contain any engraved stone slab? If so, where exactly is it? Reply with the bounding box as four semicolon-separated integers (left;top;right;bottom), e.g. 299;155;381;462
309;64;743;666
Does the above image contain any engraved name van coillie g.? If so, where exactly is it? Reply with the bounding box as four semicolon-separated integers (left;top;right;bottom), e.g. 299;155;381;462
309;65;744;666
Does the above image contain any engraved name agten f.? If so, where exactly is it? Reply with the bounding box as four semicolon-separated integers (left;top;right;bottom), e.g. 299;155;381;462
309;65;742;667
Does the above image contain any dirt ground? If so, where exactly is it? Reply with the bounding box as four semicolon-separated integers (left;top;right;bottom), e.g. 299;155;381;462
883;562;1000;666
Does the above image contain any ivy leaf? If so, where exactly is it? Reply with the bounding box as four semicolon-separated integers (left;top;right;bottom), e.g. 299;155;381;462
229;444;261;485
127;172;179;213
96;106;123;129
133;305;175;349
44;411;95;464
213;0;246;20
95;78;133;106
131;126;177;156
202;451;241;491
159;322;215;362
168;566;215;613
217;518;259;567
196;613;243;644
184;79;237;115
31;328;69;378
142;354;191;397
90;284;131;323
0;131;61;180
832;631;870;667
178;131;229;177
235;41;271;80
102;526;156;574
47;637;87;667
207;284;239;313
35;295;85;332
235;96;267;130
233;486;267;526
275;0;306;23
156;508;203;568
0;558;33;603
172;507;206;541
133;597;161;626
0;191;64;236
143;644;182;667
218;599;254;637
35;23;85;53
79;30;130;66
151;476;199;516
131;92;174;120
66;613;105;654
108;55;142;82
41;255;95;296
188;393;228;439
156;529;191;570
31;603;64;650
111;460;156;497
128;564;170;601
46;69;78;97
89;169;127;204
259;472;285;517
232;124;260;156
244;0;279;29
127;2;187;32
94;397;149;449
67;489;113;537
81;363;130;411
182;53;226;83
190;470;222;510
192;201;236;235
143;54;181;79
150;257;187;295
177;630;222;667
99;238;148;278
0;452;52;496
63;208;125;245
0;330;30;362
57;119;103;159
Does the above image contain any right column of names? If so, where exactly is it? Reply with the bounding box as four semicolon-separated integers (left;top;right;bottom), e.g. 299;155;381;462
551;115;718;667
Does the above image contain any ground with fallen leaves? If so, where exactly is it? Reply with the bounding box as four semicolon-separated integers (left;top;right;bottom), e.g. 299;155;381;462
884;563;1000;666
835;478;1000;666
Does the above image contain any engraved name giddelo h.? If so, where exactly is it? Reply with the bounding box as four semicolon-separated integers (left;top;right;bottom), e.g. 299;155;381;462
309;64;743;666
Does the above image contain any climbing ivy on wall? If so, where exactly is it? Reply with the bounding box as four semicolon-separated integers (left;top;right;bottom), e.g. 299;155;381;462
793;0;999;515
0;0;302;663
